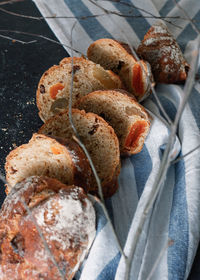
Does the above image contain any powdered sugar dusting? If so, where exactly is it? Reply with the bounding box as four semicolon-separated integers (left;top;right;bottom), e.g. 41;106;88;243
34;187;96;251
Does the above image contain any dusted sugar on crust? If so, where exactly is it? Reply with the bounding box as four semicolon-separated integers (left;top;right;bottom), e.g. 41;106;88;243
36;57;123;122
87;38;154;101
5;134;92;193
137;22;190;83
75;89;150;155
39;109;121;198
0;176;96;280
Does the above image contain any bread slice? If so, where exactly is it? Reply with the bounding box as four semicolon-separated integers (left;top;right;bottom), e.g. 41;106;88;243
5;134;92;193
36;57;123;122
74;89;150;154
137;22;189;83
87;38;154;101
39;109;120;198
0;176;96;280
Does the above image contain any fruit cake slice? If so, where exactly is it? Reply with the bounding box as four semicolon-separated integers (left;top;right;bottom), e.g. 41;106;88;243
5;134;92;193
87;38;154;101
75;89;150;154
38;109;121;198
36;57;123;122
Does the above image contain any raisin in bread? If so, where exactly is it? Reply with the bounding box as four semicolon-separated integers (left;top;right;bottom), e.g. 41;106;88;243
5;134;92;193
36;57;123;122
75;89;150;154
87;38;154;101
137;22;189;83
0;176;96;280
39;109;120;198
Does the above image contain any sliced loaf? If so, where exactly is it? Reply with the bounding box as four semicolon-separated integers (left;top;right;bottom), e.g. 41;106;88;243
75;89;150;154
87;38;154;101
36;57;123;122
39;109;121;198
5;134;92;193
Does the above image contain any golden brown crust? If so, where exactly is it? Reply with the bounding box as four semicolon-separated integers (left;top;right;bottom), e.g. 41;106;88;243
137;22;190;83
0;176;96;280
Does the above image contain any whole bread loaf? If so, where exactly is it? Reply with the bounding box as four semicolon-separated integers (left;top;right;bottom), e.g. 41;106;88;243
87;38;154;101
5;134;92;193
39;109;121;198
36;57;123;122
75;89;150;154
137;22;189;83
0;176;96;280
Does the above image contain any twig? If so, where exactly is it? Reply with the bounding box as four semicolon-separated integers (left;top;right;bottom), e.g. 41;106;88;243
0;0;24;5
0;33;37;44
146;239;174;280
68;19;127;261
171;143;200;164
0;6;184;22
173;0;200;34
88;0;182;29
0;29;84;55
125;34;200;280
0;173;65;280
89;0;173;127
0;7;106;20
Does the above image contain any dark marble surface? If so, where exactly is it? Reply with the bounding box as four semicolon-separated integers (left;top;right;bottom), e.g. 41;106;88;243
0;0;199;279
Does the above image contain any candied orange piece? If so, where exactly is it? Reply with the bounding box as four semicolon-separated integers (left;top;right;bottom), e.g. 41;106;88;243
50;145;63;155
50;83;64;99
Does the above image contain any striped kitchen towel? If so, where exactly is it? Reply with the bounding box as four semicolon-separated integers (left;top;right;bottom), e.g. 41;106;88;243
33;0;200;279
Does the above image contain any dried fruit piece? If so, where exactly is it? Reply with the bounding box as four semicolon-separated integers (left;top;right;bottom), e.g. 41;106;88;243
50;83;64;99
50;145;63;155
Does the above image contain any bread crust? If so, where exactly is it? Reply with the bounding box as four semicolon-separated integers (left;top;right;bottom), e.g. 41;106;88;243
137;22;190;83
5;134;92;193
0;176;96;280
39;109;121;198
36;56;123;122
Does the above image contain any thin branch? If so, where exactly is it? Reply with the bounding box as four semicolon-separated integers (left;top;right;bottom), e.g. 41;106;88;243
89;0;182;29
146;239;174;280
67;19;127;261
125;35;200;280
0;0;24;5
173;0;200;34
0;33;37;44
0;6;184;22
89;0;173;127
171;144;200;164
0;7;106;20
0;29;84;55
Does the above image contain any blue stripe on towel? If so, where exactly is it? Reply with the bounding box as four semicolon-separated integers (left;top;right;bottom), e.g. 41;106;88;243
64;0;113;40
112;0;150;40
130;145;152;198
157;95;177;122
159;0;180;17
168;158;189;280
177;10;200;51
96;252;121;280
